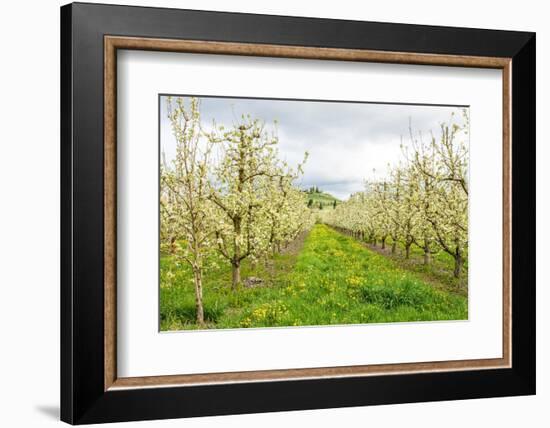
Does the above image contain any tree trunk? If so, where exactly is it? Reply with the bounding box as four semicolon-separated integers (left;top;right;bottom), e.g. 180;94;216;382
232;260;241;290
423;239;432;265
169;236;177;254
232;216;242;290
391;241;397;254
381;237;386;250
453;253;463;278
423;248;431;265
405;243;411;259
193;268;205;326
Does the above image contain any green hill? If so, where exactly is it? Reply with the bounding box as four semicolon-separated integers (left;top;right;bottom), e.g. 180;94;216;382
304;187;339;209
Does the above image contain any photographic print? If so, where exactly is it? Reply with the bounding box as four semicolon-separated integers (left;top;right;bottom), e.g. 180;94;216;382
159;95;469;331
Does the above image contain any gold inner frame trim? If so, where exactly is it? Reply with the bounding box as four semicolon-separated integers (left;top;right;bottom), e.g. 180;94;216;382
104;35;512;391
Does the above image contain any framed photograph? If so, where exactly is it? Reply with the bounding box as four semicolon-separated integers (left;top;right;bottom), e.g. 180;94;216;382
61;2;535;424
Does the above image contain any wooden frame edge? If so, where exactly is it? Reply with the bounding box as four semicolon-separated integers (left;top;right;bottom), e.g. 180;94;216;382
105;36;511;68
110;357;508;390
104;37;117;390
502;61;513;369
104;35;512;391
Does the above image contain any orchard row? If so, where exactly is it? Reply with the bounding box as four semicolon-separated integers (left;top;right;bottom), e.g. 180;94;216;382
160;97;314;325
320;110;469;279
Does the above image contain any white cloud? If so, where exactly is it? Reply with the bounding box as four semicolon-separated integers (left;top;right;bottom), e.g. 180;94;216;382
160;96;466;200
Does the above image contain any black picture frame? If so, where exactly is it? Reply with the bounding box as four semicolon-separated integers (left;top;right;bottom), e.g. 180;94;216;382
61;2;535;424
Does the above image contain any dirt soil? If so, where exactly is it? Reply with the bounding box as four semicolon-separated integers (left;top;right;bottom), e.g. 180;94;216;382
280;230;310;256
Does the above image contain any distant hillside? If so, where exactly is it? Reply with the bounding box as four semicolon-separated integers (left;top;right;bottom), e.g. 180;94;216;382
304;187;340;209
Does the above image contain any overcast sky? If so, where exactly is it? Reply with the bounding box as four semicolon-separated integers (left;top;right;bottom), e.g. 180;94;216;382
160;95;466;200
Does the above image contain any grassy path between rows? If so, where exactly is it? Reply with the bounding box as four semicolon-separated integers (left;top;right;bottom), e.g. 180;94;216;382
160;224;467;330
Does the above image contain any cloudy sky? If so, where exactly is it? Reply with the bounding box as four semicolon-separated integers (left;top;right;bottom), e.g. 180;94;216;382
160;95;466;200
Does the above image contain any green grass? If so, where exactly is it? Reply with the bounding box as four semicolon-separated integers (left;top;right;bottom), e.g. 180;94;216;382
160;224;468;331
305;190;339;208
370;237;468;292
